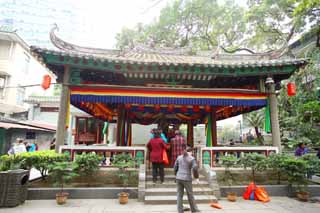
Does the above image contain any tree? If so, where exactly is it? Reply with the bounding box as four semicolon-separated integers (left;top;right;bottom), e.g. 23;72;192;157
116;0;320;54
243;110;264;144
278;49;320;149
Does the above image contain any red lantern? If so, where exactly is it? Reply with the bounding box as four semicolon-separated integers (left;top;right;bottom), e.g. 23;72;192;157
287;82;296;96
154;104;161;112
204;105;212;113
168;104;174;112
193;105;200;112
41;74;51;90
138;105;144;111
125;103;132;110
180;105;188;113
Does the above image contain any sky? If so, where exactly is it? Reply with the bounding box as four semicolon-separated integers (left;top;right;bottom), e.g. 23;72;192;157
75;0;171;49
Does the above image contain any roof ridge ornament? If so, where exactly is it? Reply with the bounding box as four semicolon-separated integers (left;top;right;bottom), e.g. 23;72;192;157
50;24;121;56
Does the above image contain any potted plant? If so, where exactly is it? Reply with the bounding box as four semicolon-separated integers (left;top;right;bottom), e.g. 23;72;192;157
112;153;136;204
220;155;238;201
48;161;77;205
281;157;309;201
74;152;101;186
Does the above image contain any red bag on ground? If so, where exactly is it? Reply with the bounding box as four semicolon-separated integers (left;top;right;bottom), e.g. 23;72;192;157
255;187;270;203
162;149;169;165
243;182;257;200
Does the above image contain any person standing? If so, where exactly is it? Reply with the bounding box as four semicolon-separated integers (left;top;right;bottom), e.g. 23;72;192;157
174;147;200;213
8;138;27;155
147;129;167;184
170;130;186;166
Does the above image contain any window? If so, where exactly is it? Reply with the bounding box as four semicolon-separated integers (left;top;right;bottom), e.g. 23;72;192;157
26;132;36;140
0;76;6;99
16;87;25;106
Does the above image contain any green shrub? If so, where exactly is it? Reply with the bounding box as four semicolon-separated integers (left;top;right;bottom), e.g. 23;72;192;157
220;155;238;186
266;153;290;184
0;151;68;179
74;153;101;185
281;157;308;192
301;154;320;176
240;153;267;182
48;162;77;194
113;153;136;188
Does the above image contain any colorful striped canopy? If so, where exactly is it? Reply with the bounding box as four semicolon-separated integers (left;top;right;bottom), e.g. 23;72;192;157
70;86;267;107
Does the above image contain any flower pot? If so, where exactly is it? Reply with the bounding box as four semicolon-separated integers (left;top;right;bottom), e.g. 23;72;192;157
118;192;129;204
296;191;310;202
227;192;237;202
56;192;69;205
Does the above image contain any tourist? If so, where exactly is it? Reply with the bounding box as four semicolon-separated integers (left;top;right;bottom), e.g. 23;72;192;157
8;138;27;155
295;143;309;156
50;138;56;150
147;129;168;184
150;128;168;144
174;147;200;213
28;142;36;152
170;130;186;166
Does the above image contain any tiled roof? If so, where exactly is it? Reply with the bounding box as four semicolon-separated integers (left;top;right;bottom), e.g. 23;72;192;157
31;46;307;68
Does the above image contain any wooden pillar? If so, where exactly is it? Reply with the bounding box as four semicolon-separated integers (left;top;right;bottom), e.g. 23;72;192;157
187;121;194;147
211;108;217;146
268;80;282;153
55;65;70;153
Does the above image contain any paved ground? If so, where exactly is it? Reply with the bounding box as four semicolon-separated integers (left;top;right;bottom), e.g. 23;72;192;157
1;197;319;213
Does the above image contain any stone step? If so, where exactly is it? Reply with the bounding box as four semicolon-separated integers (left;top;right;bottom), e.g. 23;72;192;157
145;187;213;196
145;194;218;204
146;175;206;181
146;180;209;188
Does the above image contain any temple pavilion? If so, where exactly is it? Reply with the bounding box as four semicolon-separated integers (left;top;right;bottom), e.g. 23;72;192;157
30;27;307;153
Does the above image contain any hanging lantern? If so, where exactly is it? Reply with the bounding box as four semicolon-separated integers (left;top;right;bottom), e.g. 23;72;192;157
204;105;212;113
287;82;296;96
125;103;132;110
168;104;174;112
154;104;161;112
41;74;51;90
138;105;144;111
193;105;200;112
181;105;188;113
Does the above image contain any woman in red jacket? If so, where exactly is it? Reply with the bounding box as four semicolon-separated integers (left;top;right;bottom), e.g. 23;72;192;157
147;129;167;184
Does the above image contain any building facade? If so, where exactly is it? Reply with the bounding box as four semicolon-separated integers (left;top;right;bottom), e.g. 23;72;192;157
0;31;53;119
0;0;85;48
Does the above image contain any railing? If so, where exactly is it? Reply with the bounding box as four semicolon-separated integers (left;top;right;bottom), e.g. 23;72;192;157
200;146;279;168
59;145;146;167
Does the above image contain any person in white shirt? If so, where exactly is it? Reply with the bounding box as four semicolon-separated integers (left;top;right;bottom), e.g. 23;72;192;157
8;138;27;155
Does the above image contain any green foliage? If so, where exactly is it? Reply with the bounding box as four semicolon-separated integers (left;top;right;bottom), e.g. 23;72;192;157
266;153;291;184
220;155;238;170
48;162;77;193
220;155;238;187
279;50;320;149
243;110;265;144
74;153;101;184
301;154;320;175
113;153;136;188
281;157;308;192
240;153;267;182
0;151;68;179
